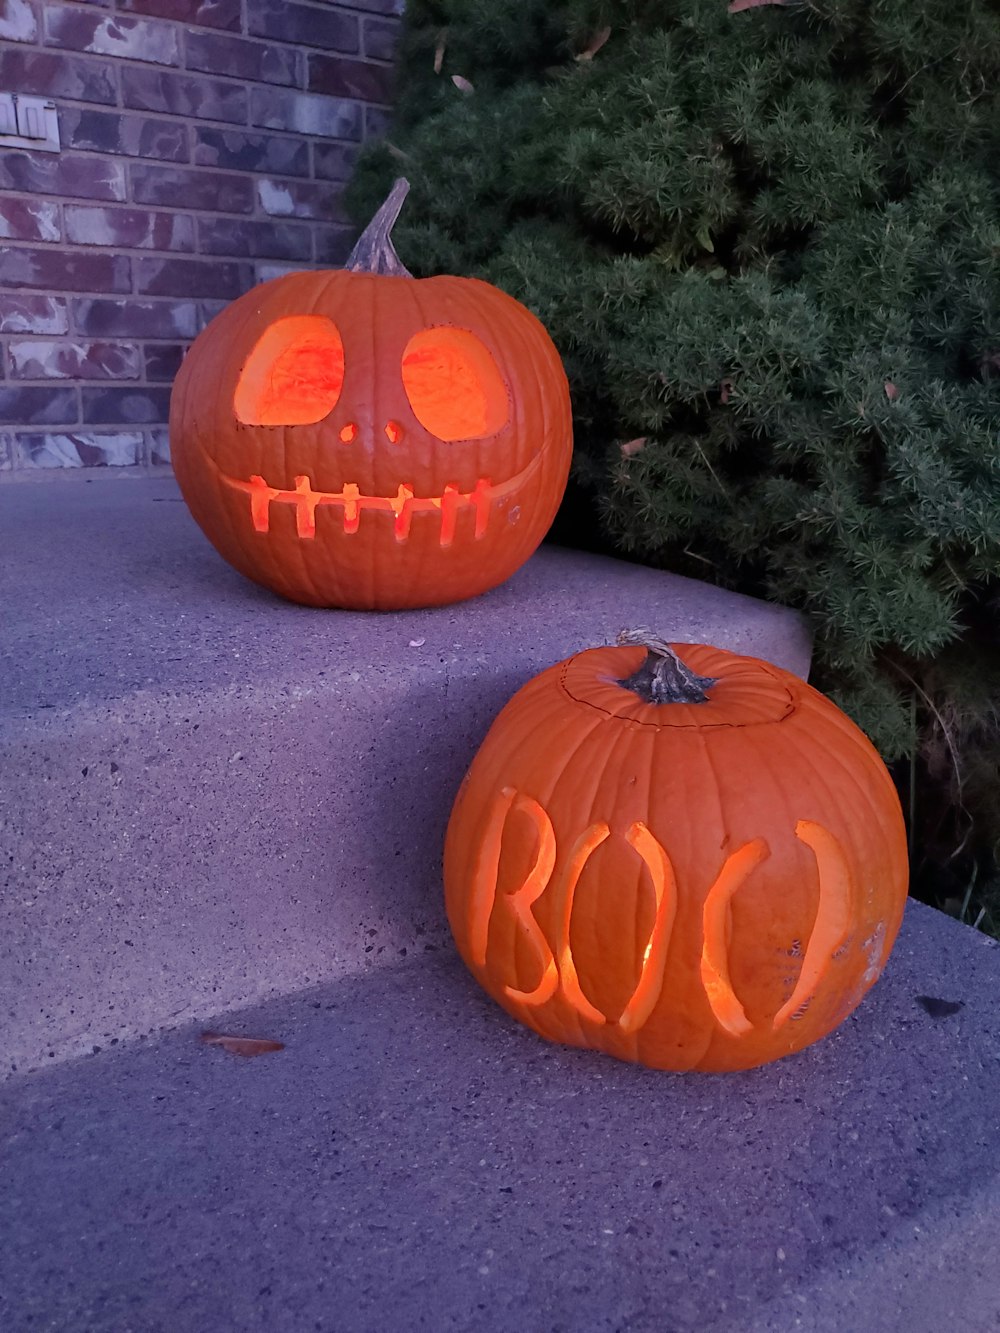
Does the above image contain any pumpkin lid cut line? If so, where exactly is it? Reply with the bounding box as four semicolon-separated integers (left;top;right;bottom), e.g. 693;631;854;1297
558;650;798;731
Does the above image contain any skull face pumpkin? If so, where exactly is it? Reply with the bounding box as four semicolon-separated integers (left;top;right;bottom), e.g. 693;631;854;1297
169;180;573;609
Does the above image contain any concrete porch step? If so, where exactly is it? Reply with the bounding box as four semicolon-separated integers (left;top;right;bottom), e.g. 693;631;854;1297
1;477;811;1078
2;899;999;1333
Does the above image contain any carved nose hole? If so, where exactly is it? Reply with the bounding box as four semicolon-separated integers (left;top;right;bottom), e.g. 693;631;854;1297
339;422;357;443
384;420;402;444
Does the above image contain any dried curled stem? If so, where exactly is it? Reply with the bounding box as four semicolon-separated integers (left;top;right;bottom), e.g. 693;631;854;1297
345;177;413;277
616;628;718;705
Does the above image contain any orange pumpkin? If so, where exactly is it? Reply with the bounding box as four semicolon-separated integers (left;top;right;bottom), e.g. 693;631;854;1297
444;633;909;1072
169;179;572;609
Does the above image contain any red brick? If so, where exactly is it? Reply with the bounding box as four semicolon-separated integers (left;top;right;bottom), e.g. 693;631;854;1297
134;256;253;298
143;343;185;381
247;0;358;53
130;164;254;213
44;9;181;65
119;0;240;31
121;66;248;124
0;434;12;471
65;205;195;252
0;49;117;104
307;54;396;104
198;300;229;328
334;0;403;10
61;109;190;162
256;178;350;222
185;29;299;86
16;431;143;469
312;141;359;182
0;247;131;293
148;426;171;465
313;225;355;265
193;128;309;177
250;87;362;139
0;198;62;243
197;217;313;260
0;0;38;43
0;386;79;426
0;295;70;335
81;386;172;424
362;16;399;62
0;152;126;201
254;261;304;284
8;340;143;381
73;299;199;338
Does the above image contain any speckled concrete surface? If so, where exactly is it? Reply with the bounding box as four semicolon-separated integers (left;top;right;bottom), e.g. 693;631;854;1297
1;478;811;1077
2;899;998;1333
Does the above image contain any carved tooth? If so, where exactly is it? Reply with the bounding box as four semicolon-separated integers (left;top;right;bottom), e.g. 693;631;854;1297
392;484;414;542
341;482;361;534
292;475;320;539
247;474;278;534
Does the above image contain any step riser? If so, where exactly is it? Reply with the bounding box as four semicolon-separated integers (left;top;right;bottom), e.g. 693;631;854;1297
3;674;499;1077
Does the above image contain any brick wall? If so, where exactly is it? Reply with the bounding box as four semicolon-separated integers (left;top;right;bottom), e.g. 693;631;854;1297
0;0;401;477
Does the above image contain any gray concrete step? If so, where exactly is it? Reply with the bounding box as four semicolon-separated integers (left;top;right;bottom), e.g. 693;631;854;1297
0;477;811;1078
2;899;998;1333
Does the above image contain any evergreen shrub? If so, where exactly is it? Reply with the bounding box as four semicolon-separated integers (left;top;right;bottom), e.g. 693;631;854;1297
348;0;1000;930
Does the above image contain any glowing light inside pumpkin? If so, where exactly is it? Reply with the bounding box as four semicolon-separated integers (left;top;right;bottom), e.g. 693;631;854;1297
384;420;402;443
700;839;770;1037
235;316;345;426
466;786;859;1041
223;466;529;546
339;422;357;443
402;328;509;441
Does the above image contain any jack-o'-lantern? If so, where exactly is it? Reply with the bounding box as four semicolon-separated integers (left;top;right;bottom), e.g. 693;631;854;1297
444;633;909;1073
169;179;572;609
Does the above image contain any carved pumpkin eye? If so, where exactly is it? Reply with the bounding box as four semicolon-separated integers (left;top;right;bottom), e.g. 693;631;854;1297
235;315;345;426
402;328;509;441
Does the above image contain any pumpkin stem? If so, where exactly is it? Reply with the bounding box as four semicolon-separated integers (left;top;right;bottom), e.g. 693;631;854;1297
616;628;718;705
345;177;414;277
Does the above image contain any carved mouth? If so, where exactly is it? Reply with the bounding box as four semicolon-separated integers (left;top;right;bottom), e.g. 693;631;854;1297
218;451;541;547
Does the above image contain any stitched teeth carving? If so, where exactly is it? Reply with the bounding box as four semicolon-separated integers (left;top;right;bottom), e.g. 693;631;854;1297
222;453;542;547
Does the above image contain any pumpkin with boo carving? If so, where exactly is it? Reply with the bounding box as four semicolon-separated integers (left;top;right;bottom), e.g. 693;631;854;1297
444;635;909;1073
169;179;572;609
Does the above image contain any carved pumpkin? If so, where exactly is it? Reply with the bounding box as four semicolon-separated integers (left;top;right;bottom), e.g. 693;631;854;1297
169;179;572;609
444;634;909;1073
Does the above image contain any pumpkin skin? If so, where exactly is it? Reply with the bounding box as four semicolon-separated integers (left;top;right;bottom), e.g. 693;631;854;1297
444;641;909;1073
169;185;572;610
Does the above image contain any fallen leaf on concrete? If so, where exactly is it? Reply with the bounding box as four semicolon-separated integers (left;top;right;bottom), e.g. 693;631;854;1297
451;75;474;94
200;1032;285;1057
575;26;611;60
408;637;426;647
915;995;965;1019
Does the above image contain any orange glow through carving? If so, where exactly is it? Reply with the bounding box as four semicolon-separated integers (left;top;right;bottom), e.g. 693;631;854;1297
234;316;345;426
700;839;770;1037
402;328;509;441
466;787;861;1043
223;455;536;547
616;822;678;1034
555;823;612;1025
771;821;853;1030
